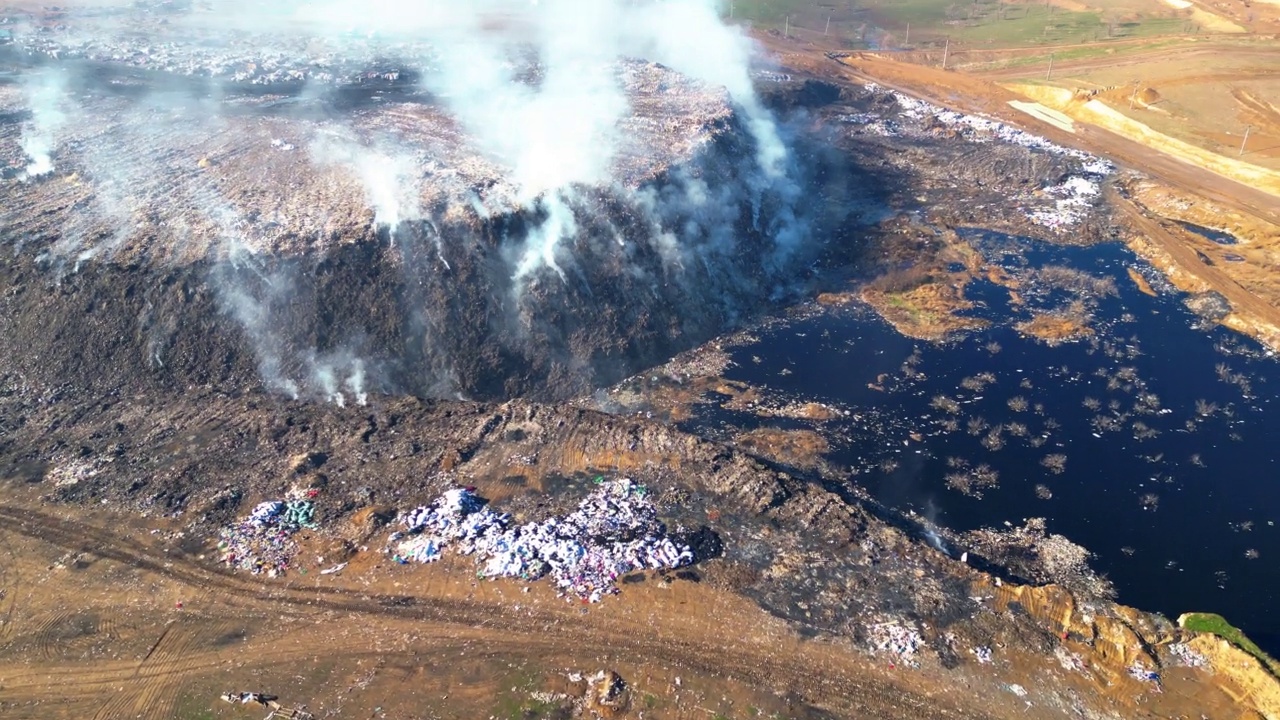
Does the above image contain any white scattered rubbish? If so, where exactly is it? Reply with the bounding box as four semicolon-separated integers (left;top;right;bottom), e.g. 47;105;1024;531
1028;175;1102;231
45;457;102;487
388;479;694;603
867;621;924;661
973;645;993;664
862;83;1113;230
1128;663;1162;686
319;562;348;575
1055;645;1086;673
1168;642;1208;668
1008;683;1028;697
220;692;276;706
752;70;793;83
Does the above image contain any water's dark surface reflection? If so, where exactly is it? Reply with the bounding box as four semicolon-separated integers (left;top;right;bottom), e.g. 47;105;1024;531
684;235;1280;653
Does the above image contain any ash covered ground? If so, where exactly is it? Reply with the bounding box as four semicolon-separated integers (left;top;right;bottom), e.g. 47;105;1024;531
4;4;1246;719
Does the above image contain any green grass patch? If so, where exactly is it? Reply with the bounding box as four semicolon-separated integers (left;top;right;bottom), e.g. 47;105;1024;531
728;0;1193;51
1182;612;1280;674
171;691;219;720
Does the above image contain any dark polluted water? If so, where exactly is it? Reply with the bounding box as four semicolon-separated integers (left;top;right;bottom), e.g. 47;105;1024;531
683;233;1280;654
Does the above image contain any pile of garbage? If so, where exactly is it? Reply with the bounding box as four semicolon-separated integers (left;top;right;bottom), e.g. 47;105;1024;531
865;84;1113;230
1027;175;1102;230
217;496;318;577
867;621;924;661
389;479;694;602
1128;663;1162;686
880;84;1114;173
1167;642;1208;669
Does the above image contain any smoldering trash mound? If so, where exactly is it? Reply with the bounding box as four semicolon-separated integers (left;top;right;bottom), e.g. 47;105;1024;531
0;52;844;403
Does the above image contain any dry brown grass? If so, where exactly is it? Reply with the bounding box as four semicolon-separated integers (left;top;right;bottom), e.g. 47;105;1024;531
1016;309;1094;345
1127;267;1158;296
862;280;989;341
733;428;830;470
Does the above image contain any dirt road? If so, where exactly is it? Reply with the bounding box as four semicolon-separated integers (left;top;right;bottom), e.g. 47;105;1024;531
821;53;1279;227
0;500;995;720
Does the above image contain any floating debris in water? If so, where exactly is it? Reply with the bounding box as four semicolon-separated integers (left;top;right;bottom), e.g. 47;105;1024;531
1041;454;1068;474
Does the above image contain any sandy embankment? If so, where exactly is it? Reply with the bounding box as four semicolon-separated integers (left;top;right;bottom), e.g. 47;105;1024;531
1160;0;1247;33
1006;84;1280;198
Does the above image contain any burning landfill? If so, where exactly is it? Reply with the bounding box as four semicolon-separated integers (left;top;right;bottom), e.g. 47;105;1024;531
0;0;822;407
389;479;694;603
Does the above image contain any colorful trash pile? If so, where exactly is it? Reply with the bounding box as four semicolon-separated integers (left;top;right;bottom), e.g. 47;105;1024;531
217;496;318;577
389;479;694;603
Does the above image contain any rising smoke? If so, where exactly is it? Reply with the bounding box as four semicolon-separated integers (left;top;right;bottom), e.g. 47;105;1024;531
18;68;70;179
5;0;823;402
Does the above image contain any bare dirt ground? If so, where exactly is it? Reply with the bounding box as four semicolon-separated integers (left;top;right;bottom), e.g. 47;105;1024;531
0;482;1267;720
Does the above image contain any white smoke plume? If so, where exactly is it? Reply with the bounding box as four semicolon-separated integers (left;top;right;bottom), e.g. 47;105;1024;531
19;69;71;179
310;133;424;233
9;0;818;403
184;0;798;281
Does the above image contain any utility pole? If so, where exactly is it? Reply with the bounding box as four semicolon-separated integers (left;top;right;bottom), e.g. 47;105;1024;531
942;37;950;70
825;14;831;36
784;15;789;38
1046;53;1054;81
1240;125;1253;156
905;22;910;45
1129;82;1140;109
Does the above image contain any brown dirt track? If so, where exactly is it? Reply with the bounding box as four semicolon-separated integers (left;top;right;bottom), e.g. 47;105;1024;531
0;494;1267;720
0;499;995;720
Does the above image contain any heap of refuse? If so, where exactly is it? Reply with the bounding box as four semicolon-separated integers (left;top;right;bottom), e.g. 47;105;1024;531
389;479;694;603
217;497;318;577
1167;642;1208;669
866;83;1113;230
867;621;924;661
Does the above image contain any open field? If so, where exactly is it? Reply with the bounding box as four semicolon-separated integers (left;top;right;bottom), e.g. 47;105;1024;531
991;43;1280;171
729;0;1236;49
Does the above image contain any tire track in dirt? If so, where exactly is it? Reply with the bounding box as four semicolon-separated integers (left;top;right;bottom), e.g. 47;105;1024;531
0;502;992;720
0;529;25;645
90;619;193;720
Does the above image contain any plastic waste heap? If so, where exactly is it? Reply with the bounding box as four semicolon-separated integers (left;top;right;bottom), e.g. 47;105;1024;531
389;479;694;602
